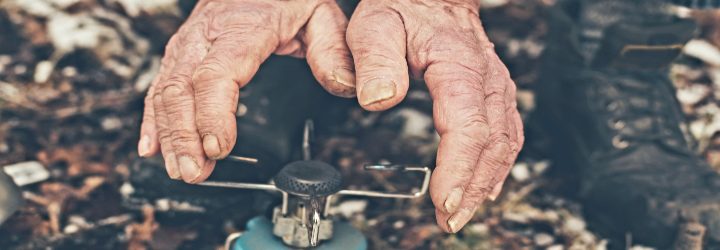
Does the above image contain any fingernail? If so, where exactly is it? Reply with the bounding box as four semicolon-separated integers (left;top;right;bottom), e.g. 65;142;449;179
448;208;476;233
202;135;221;159
333;68;356;88
359;80;396;106
444;188;463;213
138;135;151;157
488;181;505;201
488;194;498;201
178;155;201;182
165;153;181;179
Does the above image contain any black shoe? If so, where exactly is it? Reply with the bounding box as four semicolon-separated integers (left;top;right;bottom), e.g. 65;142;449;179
535;2;720;248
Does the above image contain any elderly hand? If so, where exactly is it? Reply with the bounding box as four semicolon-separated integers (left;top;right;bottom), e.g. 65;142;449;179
138;0;355;183
346;0;524;233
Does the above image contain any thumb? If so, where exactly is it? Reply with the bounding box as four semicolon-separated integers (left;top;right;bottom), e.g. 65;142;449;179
302;1;357;97
346;3;409;111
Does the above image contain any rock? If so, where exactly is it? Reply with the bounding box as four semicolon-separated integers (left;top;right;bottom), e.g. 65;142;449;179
511;162;531;182
684;39;720;67
119;182;134;198
329;200;368;218
628;246;655;250
109;0;180;17
481;0;509;8
101;116;123;131
534;233;554;247
33;60;54;83
547;244;565;250
3;161;50;186
467;223;490;235
517;90;536;113
532;160;550;175
677;84;710;106
562;216;587;235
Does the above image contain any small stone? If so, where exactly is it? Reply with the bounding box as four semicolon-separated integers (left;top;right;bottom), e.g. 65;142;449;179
68;215;90;227
534;233;554;247
101;116;123;131
156;199;170;211
563;217;587;234
330;200;367;218
542;210;560;223
532;160;550;175
61;66;77;77
467;223;489;234
517;90;536;112
502;211;529;224
236;103;248;117
367;219;378;226
677;84;710;106
63;224;80;234
13;64;27;75
393;220;405;229
547;244;565;250
480;0;509;8
628;246;655;250
3;161;50;186
511;162;531;182
119;182;134;198
683;39;720;66
33;60;54;83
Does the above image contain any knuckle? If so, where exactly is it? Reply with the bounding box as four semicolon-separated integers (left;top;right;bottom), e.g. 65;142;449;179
485;85;506;99
160;82;188;98
170;130;198;145
485;138;513;167
463;182;492;201
161;75;192;94
459;111;489;134
487;132;510;147
144;92;155;108
157;130;173;143
192;63;229;83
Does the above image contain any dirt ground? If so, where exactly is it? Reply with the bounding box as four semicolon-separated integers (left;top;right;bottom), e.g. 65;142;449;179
0;0;719;249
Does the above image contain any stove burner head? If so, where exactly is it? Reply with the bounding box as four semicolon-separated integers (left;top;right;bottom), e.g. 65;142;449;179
274;160;342;197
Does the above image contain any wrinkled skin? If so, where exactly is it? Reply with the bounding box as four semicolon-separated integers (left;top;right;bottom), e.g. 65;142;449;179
139;0;524;233
138;0;356;182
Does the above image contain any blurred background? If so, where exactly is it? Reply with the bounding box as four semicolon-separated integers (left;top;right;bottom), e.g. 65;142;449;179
0;0;718;249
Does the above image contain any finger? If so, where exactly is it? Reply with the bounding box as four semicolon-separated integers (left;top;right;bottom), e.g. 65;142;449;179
453;53;515;231
159;25;215;183
346;4;409;111
154;93;180;179
152;36;182;179
425;61;489;233
139;55;175;157
139;82;160;157
193;24;279;160
488;81;524;201
302;1;356;97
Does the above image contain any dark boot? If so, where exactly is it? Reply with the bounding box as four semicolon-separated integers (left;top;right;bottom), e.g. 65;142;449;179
535;0;720;248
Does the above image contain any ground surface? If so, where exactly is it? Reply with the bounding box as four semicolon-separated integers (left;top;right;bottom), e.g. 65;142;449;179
0;0;719;249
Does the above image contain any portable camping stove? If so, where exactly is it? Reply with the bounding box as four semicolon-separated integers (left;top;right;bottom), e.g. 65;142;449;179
193;121;431;250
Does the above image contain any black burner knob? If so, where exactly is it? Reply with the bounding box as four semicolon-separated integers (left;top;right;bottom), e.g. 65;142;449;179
273;160;342;197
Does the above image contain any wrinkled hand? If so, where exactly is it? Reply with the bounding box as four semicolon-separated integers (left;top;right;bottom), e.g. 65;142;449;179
346;0;524;233
138;0;355;183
